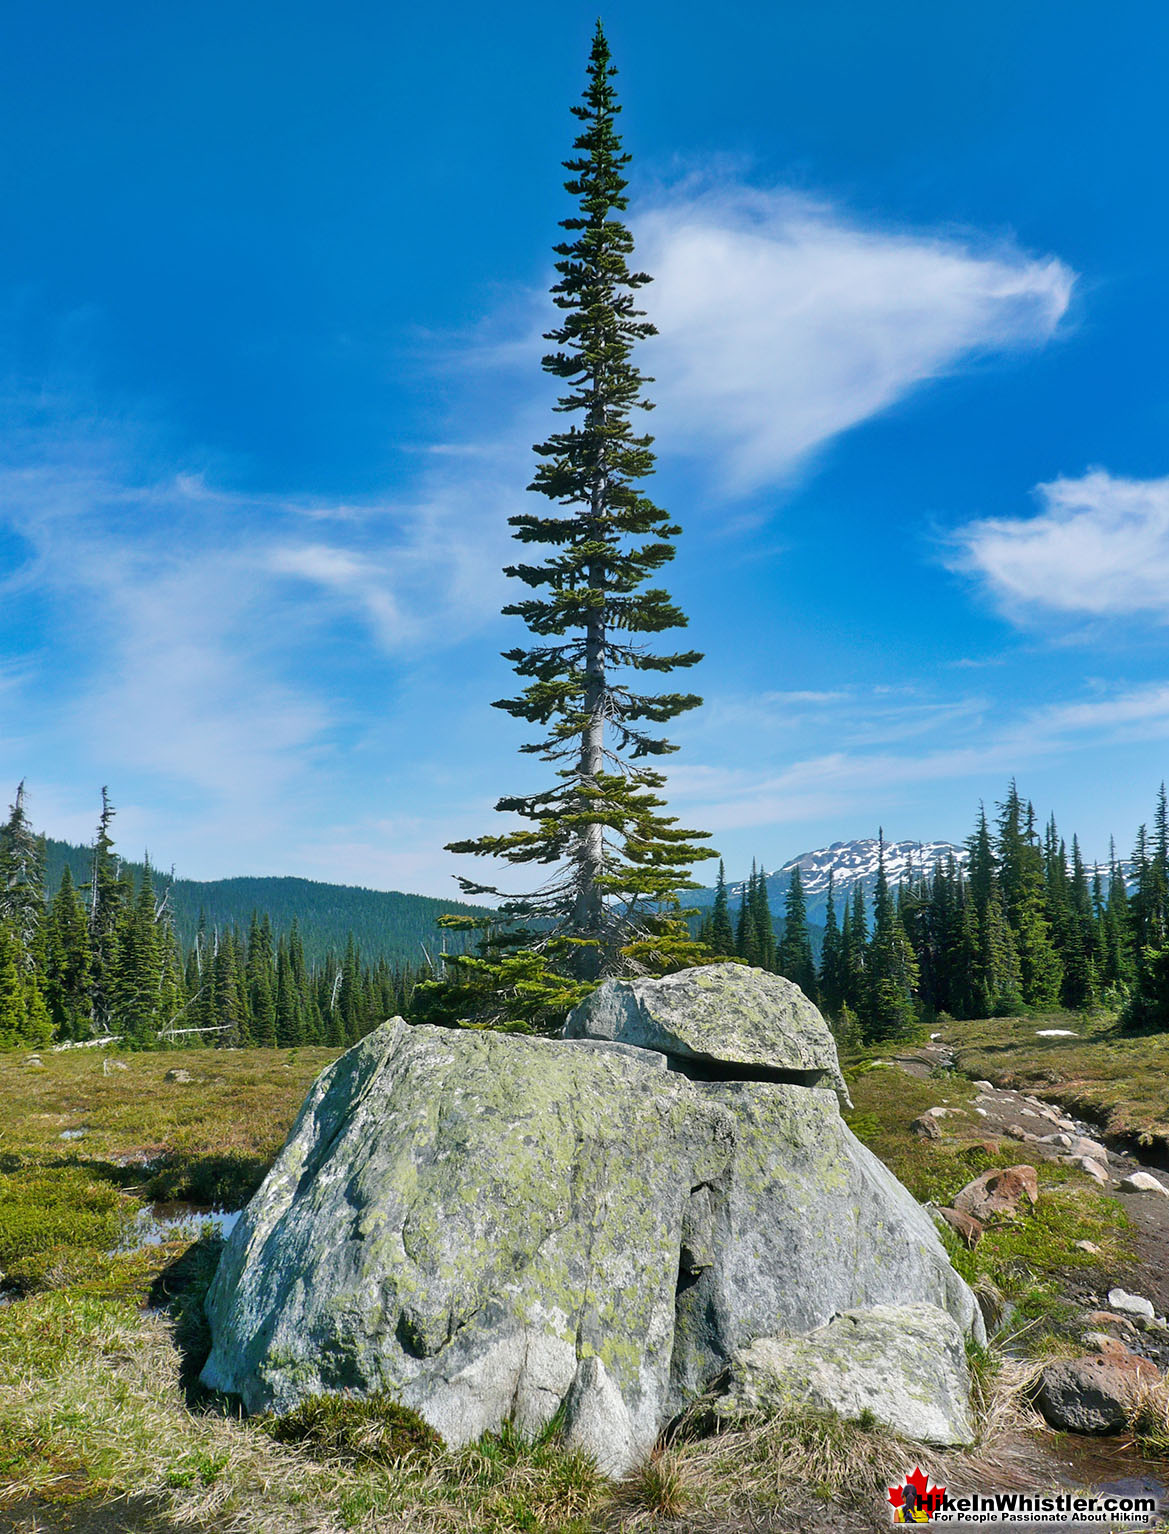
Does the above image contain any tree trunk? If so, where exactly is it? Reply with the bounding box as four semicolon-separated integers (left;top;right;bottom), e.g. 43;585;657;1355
572;472;607;976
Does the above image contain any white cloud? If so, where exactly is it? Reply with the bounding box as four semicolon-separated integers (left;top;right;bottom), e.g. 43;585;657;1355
636;185;1073;491
952;470;1169;620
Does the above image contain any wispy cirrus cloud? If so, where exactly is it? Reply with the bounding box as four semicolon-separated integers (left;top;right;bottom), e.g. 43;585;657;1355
951;470;1169;622
0;172;1079;884
636;184;1074;491
666;680;1169;838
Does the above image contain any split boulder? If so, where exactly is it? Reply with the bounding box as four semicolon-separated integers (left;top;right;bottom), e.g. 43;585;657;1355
202;966;983;1474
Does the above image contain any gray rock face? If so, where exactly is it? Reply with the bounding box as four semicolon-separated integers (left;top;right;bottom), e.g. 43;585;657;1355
202;1020;733;1463
564;963;851;1105
669;1078;983;1402
714;1303;975;1446
203;967;981;1474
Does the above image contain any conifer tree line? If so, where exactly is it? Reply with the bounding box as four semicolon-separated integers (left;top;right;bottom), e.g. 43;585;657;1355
697;779;1169;1043
0;787;419;1051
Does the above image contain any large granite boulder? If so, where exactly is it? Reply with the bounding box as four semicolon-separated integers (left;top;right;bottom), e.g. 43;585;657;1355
202;967;982;1475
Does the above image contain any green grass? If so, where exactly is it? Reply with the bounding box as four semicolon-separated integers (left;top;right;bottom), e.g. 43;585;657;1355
844;1055;1130;1333
949;1009;1169;1148
0;1044;344;1201
0;1032;1146;1530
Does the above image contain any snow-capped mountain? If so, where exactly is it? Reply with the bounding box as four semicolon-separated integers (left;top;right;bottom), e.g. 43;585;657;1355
692;838;969;930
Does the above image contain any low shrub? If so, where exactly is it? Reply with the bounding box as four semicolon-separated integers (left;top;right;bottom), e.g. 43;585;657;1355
263;1391;442;1466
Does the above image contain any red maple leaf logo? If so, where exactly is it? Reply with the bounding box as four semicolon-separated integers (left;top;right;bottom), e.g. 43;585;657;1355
887;1466;946;1519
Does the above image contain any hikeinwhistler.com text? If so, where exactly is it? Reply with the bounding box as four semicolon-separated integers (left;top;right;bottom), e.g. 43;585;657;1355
922;1491;1159;1525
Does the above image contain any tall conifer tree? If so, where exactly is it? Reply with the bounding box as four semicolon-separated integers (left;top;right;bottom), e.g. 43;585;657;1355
432;24;714;1021
708;859;736;955
777;864;816;998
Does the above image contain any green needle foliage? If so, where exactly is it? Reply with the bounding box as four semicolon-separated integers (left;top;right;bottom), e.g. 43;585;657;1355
421;24;715;1028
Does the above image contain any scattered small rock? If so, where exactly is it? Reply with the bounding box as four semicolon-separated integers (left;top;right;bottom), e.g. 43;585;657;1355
973;1107;989;1118
954;1165;1039;1223
1002;1123;1033;1140
1068;1135;1109;1163
1036;1352;1159;1434
1120;1172;1169;1197
936;1207;983;1248
911;1114;943;1140
1082;1332;1132;1356
1086;1310;1137;1335
164;1068;194;1084
58;1128;87;1141
1062;1155;1110;1187
1109;1288;1156;1320
1075;1240;1102;1255
973;1081;995;1092
24;1055;44;1068
1038;1132;1074;1148
1135;1315;1169;1337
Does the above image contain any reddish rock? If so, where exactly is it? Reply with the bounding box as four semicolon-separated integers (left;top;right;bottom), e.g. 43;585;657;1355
936;1207;983;1248
953;1164;1039;1222
1082;1332;1136;1358
1085;1310;1137;1335
1036;1352;1159;1434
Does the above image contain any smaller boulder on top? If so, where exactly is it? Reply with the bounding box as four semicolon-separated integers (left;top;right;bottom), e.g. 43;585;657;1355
564;961;850;1105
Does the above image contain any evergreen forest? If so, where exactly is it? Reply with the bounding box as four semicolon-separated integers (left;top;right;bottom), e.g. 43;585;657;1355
8;776;1169;1050
696;778;1169;1044
0;788;423;1051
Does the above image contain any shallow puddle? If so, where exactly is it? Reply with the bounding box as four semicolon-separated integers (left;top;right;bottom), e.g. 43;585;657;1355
121;1201;240;1250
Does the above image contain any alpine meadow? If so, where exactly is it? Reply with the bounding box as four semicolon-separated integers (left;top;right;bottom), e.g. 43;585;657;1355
5;9;1169;1534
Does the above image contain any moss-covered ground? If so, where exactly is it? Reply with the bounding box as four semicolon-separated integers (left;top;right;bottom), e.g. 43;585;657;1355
949;1010;1169;1149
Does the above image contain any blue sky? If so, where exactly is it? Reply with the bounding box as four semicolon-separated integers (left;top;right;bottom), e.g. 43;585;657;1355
3;0;1169;894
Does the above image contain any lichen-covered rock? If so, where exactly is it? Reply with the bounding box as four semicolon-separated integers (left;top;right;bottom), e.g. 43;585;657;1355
669;1080;984;1403
202;991;982;1474
202;1020;733;1467
714;1304;975;1446
564;963;850;1104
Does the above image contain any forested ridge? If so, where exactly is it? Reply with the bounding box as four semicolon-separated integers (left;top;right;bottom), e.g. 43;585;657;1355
6;777;1169;1050
42;838;489;969
1;789;444;1050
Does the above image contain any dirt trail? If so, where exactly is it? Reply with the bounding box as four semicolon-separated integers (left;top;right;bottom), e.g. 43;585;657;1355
883;1036;1169;1514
